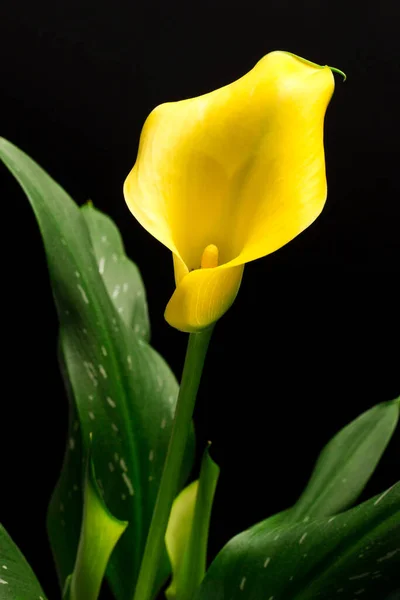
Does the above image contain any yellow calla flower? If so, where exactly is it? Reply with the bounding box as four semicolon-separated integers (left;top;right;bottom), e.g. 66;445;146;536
124;51;335;333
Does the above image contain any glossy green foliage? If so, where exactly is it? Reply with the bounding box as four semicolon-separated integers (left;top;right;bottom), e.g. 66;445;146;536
0;525;47;600
67;449;127;600
289;398;400;521
197;399;399;599
0;138;194;600
81;203;150;342
197;483;400;600
166;446;219;600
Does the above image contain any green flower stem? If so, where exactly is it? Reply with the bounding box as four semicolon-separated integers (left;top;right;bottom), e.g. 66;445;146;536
133;327;214;600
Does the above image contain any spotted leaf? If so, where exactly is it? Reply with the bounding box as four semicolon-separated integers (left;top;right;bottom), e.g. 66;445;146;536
66;444;127;600
0;137;194;600
288;398;400;522
231;398;399;542
0;524;47;600
197;483;400;600
47;358;83;591
81;203;150;341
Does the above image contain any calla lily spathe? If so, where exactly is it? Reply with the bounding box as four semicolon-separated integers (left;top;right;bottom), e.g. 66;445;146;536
124;51;335;332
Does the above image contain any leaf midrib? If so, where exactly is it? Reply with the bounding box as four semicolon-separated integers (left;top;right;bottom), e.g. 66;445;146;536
3;154;145;572
291;407;395;520
288;499;399;599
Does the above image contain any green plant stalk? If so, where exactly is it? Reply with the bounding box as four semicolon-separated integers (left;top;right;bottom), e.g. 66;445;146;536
179;445;219;600
133;327;214;600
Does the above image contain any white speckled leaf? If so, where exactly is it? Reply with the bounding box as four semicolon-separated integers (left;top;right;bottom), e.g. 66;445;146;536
196;401;399;600
288;398;400;521
47;358;83;591
197;483;400;600
228;399;399;548
0;137;194;600
67;447;127;600
81;204;150;341
0;524;47;600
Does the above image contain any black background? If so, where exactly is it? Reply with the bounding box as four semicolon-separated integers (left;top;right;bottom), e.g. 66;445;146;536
1;0;399;598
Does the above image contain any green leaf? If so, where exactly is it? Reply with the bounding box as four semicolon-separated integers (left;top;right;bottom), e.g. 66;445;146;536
197;483;400;600
288;398;400;521
0;137;194;600
81;204;150;341
166;481;198;599
47;348;84;594
196;400;399;599
0;524;47;599
166;445;220;600
67;444;127;600
235;398;399;542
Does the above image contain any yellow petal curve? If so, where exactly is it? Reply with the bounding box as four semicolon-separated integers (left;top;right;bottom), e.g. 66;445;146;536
165;264;244;333
124;51;334;272
173;253;189;286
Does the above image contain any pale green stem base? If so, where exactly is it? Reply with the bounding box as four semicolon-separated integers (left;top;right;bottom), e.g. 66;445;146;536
133;327;214;600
